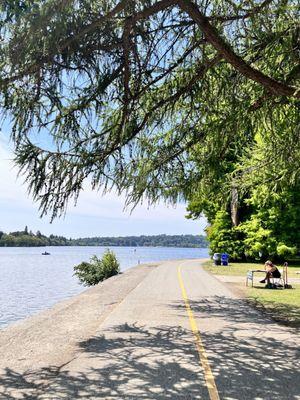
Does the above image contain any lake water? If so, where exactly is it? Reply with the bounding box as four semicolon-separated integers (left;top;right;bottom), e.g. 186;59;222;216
0;246;209;329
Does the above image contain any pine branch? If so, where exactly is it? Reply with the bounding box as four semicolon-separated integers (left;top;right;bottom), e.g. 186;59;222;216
177;0;299;98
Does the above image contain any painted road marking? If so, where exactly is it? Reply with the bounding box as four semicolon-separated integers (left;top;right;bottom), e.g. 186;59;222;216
177;266;220;400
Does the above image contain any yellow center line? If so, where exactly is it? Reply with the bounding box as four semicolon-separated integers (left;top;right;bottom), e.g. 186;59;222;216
177;266;220;400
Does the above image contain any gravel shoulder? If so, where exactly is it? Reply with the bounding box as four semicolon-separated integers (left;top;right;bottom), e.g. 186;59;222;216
0;263;157;373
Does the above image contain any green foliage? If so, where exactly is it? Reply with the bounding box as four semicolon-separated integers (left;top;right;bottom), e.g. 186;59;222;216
206;211;244;261
0;228;69;247
100;250;120;278
237;183;300;260
0;1;298;260
196;177;300;261
187;100;299;261
238;216;276;259
71;234;208;248
0;232;48;247
74;250;120;286
276;244;297;258
0;1;297;219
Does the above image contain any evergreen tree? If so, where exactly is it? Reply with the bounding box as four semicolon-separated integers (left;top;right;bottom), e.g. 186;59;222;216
0;0;298;219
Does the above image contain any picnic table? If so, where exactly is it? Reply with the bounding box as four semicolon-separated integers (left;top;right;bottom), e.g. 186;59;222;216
246;269;266;287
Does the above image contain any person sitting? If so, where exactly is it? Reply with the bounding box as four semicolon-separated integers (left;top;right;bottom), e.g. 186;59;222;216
260;260;281;285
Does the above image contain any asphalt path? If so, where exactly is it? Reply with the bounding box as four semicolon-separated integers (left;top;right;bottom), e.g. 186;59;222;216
0;259;299;399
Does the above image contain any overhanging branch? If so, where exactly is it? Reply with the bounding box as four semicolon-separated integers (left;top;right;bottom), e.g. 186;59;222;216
177;0;299;98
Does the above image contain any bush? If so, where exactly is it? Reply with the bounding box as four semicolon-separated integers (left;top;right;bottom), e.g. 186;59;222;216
74;249;120;286
276;243;297;258
207;210;245;261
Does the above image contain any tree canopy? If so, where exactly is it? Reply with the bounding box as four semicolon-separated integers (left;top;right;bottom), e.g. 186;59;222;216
0;0;299;238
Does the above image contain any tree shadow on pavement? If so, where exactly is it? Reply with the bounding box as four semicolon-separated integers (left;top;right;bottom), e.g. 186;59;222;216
0;297;299;399
171;295;300;400
0;325;208;399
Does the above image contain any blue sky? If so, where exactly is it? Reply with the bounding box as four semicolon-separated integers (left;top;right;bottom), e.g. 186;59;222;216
0;138;206;238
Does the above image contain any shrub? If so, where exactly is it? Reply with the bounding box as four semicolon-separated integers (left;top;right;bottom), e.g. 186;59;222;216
207;210;245;261
74;249;120;286
276;243;297;258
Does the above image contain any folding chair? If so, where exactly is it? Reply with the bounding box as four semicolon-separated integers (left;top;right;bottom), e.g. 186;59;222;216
270;263;288;288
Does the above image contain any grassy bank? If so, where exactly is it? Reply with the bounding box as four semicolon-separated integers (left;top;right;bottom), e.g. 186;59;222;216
203;260;300;277
203;260;300;328
203;261;261;276
248;285;300;327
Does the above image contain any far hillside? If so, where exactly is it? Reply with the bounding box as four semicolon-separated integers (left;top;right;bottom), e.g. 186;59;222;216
71;234;208;248
0;228;208;248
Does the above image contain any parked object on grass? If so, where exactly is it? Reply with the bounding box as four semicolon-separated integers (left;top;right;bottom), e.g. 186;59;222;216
246;269;266;287
282;262;293;289
221;252;229;266
212;253;221;266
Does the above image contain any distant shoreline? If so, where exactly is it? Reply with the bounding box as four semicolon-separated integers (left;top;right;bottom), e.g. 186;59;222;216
0;232;208;249
0;244;208;249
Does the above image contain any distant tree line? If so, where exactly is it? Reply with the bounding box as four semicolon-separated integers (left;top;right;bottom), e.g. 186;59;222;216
71;234;208;248
0;226;69;247
0;228;207;248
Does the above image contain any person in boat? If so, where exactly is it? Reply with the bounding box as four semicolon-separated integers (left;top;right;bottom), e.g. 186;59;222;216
260;260;281;284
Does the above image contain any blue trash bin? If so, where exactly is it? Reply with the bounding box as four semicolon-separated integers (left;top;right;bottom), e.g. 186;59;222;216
221;253;229;266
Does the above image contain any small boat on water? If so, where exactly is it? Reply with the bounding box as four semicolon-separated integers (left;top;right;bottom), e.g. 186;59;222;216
42;251;51;255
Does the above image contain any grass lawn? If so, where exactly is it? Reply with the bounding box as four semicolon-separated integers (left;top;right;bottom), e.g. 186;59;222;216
203;260;300;327
248;285;300;327
203;260;261;276
203;260;300;277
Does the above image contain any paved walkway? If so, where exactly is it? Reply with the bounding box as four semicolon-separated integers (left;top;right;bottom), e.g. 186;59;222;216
0;260;299;399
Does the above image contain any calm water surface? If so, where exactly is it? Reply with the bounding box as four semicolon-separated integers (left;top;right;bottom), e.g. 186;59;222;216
0;246;209;328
